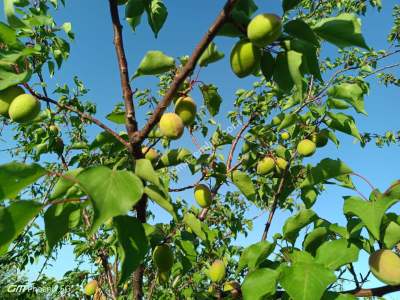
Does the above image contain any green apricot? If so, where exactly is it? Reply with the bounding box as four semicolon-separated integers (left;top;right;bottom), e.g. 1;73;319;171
257;157;275;175
142;147;159;163
159;113;184;140
275;157;288;171
8;94;41;123
84;280;98;296
369;250;400;285
208;260;226;282
174;96;197;126
194;184;212;208
247;14;282;47
153;244;174;272
311;129;329;148
230;40;261;78
297;139;316;157
49;125;59;135
281;132;290;140
0;86;24;117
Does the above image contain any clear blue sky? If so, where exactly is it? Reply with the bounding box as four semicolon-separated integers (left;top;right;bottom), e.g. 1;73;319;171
1;0;400;296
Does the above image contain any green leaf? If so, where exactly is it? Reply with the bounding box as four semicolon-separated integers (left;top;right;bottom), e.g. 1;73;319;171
383;220;400;249
315;239;359;270
145;0;167;38
327;83;367;115
343;196;398;239
230;170;256;200
323;292;357;300
313;13;369;49
0;201;42;254
0;162;47;201
0;69;31;91
183;213;206;241
0;21;18;46
199;84;222;117
44;202;81;252
157;148;192;168
325;112;362;141
260;51;275;81
198;42;225;67
303;227;329;255
273;52;294;91
114;216;149;283
242;268;279;300
50;168;83;200
300;158;352;188
385;181;400;199
283;209;318;244
77;166;144;235
4;0;25;28
282;0;302;12
278;113;297;131
238;241;275;272
284;20;319;47
144;185;177;220
279;261;336;300
106;111;126;124
125;0;145;19
135;159;160;186
133;50;174;79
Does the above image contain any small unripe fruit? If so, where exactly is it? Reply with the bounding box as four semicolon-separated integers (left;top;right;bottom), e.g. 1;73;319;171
247;14;282;47
84;280;98;296
311;129;329;148
153;244;174;272
276;157;288;170
257;157;275;175
8;94;41;123
142;147;159;163
297;139;316;157
174;96;197;126
49;125;59;135
230;40;261;78
0;86;24;117
369;250;400;285
194;184;212;208
159;113;184;140
208;260;226;282
281;132;290;140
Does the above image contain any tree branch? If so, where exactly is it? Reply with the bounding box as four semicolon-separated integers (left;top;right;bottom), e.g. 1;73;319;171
133;0;240;145
346;284;400;297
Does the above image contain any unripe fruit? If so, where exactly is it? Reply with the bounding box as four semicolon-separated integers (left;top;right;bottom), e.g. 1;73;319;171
281;132;290;140
311;129;329;148
247;14;282;47
208;260;226;282
158;271;170;284
153;244;174;272
257;157;275;175
84;280;98;296
49;125;59;135
297;139;316;157
369;250;400;285
142;147;159;163
159;113;184;140
276;157;288;170
230;40;261;78
174;96;197;126
104;218;113;230
8;94;41;123
194;184;212;208
0;86;24;117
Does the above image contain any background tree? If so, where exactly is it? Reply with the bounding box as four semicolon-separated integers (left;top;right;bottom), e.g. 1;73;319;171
0;0;400;299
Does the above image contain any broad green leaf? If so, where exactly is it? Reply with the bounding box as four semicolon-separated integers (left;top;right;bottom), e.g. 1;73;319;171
44;202;81;252
238;241;275;272
144;185;177;220
114;216;149;283
230;170;256;200
278;113;297;131
282;0;302;12
327;83;367;115
199;84;222;117
315;239;359;270
157;148;192;168
198;42;225;67
279;261;336;300
273;52;294;91
383;221;400;249
300;158;352;188
284;20;319;47
77;166;144;235
125;0;145;19
343;196;398;240
303;227;329;255
135;159;160;186
0;201;42;254
325;112;361;141
0;162;47;201
313;13;369;49
106;111;125;124
242;268;279;300
183;213;206;241
133;50;174;79
287;50;304;97
50;168;83;200
0;21;18;46
4;0;25;28
283;209;318;244
145;0;167;38
260;50;275;81
0;69;31;91
300;187;318;208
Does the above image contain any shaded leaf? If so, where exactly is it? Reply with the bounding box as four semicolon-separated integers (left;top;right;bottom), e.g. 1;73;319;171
238;241;275;272
283;209;318;244
198;42;225;67
199;84;222;117
183;213;206;241
315;239;359;270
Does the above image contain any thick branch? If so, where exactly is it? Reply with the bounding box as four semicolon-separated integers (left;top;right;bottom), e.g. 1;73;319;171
133;0;240;145
346;284;400;297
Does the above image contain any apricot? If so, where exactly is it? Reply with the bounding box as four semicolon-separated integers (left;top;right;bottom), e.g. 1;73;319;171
369;249;400;285
8;94;41;123
194;184;212;208
159;113;184;140
174;96;197;126
0;86;24;117
257;157;275;175
153;244;174;272
230;40;260;78
247;14;282;47
208;260;226;282
141;147;159;163
84;280;98;296
297;139;316;157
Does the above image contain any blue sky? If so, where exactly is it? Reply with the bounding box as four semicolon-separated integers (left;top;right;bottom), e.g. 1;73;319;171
1;0;400;297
